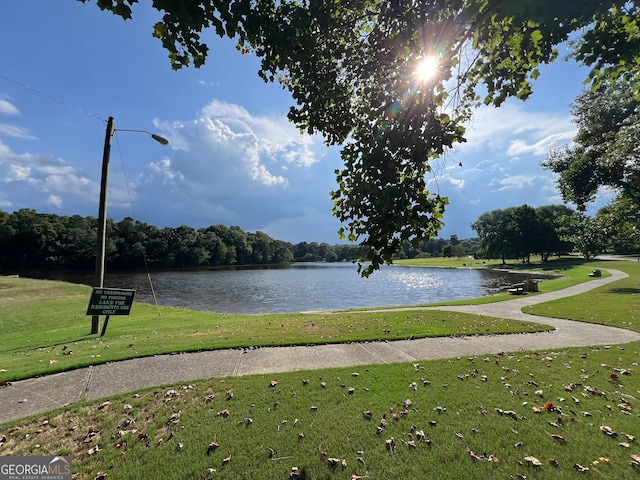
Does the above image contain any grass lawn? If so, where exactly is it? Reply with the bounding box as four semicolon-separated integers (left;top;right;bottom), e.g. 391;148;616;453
523;259;640;333
1;258;639;479
0;277;550;383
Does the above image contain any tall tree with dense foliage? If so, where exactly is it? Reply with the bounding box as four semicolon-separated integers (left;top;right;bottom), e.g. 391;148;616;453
472;204;574;262
535;204;575;260
82;0;638;274
0;208;317;272
556;213;608;259
471;207;516;263
543;78;640;209
543;76;639;255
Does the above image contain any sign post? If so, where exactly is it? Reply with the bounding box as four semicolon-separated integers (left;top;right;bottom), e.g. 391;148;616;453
86;288;136;336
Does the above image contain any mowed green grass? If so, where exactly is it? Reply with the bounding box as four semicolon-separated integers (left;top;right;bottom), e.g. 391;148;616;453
524;259;640;333
1;259;639;480
2;343;639;479
0;276;548;382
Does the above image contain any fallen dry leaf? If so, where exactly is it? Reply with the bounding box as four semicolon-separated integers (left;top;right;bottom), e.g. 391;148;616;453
469;450;483;461
166;412;181;425
573;463;589;472
386;437;396;453
87;445;101;456
524;456;542;466
601;425;617;437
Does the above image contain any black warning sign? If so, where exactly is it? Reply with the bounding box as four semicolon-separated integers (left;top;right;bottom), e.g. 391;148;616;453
86;288;136;316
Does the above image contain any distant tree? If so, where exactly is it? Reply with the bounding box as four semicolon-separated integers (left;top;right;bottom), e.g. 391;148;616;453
5;209;58;270
598;196;640;253
557;213;608;259
170;226;210;267
461;238;480;257
323;247;338;263
471;208;516;263
472;205;571;263
535;205;575;260
508;204;544;263
442;244;453;259
272;240;295;264
197;228;228;265
111;217;150;268
594;197;640;253
247;231;274;264
0;210;14;270
58;215;97;268
209;225;253;265
451;244;466;259
293;242;310;262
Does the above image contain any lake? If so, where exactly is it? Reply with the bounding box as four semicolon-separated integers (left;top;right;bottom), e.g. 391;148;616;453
41;263;553;314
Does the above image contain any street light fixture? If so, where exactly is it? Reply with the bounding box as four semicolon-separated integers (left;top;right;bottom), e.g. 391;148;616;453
91;116;169;334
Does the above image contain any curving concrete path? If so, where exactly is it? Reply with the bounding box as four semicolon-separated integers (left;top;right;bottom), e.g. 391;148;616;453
1;268;638;424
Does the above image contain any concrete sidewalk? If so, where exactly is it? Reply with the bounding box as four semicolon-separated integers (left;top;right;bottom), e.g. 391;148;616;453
1;268;638;424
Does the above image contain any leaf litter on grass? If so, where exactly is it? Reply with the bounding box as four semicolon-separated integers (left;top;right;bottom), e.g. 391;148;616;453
0;345;639;479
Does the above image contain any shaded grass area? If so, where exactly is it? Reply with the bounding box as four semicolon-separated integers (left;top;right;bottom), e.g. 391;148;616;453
0;278;549;382
2;345;639;479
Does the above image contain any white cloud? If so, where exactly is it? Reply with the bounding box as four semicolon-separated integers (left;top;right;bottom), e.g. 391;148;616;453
0;99;19;115
47;195;63;207
430;174;465;191
128;99;337;239
5;163;30;181
507;131;575;157
43;174;92;196
456;102;575;156
0;123;36;139
489;174;539;191
0;145;98;211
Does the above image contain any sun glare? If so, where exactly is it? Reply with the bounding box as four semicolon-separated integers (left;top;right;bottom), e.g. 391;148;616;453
415;56;439;82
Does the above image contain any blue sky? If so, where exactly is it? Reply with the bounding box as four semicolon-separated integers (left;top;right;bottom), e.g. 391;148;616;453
0;2;609;244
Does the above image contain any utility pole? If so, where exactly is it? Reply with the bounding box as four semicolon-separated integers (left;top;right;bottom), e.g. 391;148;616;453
90;117;168;335
92;116;115;334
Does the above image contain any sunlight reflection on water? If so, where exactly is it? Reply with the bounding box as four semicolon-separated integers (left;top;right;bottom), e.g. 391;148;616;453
87;263;552;314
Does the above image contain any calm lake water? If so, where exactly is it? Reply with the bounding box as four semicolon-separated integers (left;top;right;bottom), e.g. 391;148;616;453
39;263;553;314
